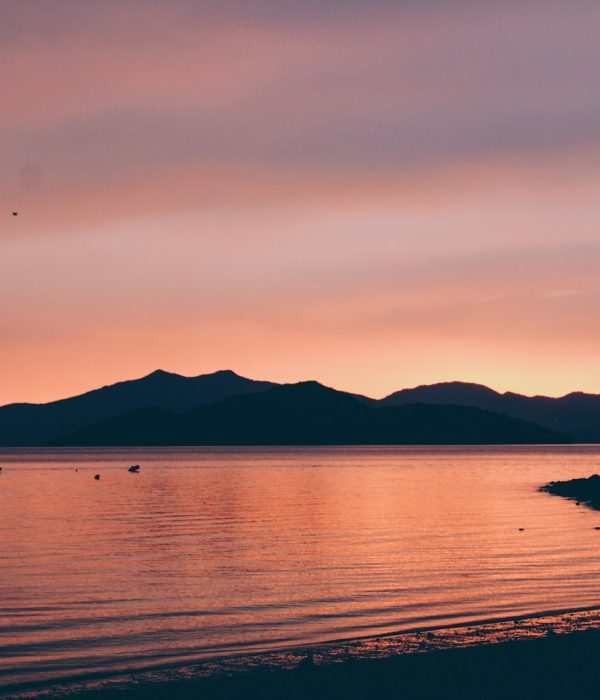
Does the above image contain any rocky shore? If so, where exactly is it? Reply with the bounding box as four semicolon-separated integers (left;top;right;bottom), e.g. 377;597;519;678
541;474;600;510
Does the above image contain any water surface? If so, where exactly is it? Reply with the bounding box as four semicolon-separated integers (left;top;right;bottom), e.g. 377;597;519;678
1;445;600;693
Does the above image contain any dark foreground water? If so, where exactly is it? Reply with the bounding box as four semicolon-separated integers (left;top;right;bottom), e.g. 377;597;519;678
1;445;600;694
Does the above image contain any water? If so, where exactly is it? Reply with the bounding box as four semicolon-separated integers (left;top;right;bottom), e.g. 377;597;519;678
1;445;600;694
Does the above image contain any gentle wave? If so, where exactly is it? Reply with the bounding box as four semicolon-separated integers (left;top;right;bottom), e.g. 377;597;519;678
2;445;600;692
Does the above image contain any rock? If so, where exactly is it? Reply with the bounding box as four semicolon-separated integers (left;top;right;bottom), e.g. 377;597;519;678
541;476;600;511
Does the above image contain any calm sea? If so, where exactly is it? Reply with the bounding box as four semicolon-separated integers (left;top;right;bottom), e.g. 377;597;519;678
2;445;600;694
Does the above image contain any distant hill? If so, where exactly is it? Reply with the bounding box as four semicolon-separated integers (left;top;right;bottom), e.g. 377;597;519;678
2;372;594;447
0;369;276;446
381;381;600;442
56;381;569;446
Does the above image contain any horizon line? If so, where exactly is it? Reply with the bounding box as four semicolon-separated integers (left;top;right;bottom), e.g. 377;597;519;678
2;367;598;409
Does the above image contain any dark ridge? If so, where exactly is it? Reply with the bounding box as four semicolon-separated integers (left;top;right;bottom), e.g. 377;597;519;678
54;382;570;447
143;368;181;378
0;370;277;446
384;381;502;402
2;371;597;446
382;381;600;442
540;475;600;511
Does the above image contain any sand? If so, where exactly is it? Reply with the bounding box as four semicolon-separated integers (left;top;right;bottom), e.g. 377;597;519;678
8;607;600;700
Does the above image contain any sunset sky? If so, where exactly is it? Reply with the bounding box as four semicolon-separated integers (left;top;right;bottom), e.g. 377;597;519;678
2;0;600;405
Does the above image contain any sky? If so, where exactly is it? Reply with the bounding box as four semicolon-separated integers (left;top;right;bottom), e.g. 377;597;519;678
2;0;600;404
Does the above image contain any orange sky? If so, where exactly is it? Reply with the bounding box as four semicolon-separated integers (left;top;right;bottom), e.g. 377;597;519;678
2;1;600;405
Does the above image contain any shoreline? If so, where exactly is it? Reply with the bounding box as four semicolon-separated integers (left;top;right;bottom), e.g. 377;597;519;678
541;474;600;511
7;606;600;699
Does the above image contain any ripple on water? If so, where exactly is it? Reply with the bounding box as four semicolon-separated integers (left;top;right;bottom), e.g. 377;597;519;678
1;445;600;693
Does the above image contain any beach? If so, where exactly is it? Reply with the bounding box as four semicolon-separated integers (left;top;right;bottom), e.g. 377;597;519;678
8;608;600;699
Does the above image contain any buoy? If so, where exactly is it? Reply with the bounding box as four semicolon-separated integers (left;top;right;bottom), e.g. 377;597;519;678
94;474;100;480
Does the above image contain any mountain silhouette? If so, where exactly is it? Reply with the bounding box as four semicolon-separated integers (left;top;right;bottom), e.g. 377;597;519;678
54;381;569;446
0;369;276;446
2;372;594;446
381;381;600;442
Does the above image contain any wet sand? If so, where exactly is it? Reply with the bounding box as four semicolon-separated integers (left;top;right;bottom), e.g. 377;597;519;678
9;608;600;700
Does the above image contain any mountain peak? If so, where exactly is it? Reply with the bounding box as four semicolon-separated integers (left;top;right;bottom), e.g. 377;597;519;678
289;380;327;388
280;380;341;395
0;368;278;445
419;381;499;393
383;381;501;403
145;369;242;381
145;369;178;379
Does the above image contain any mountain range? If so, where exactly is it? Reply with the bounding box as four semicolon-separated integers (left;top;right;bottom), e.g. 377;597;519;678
381;381;600;442
1;369;597;446
0;370;275;446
